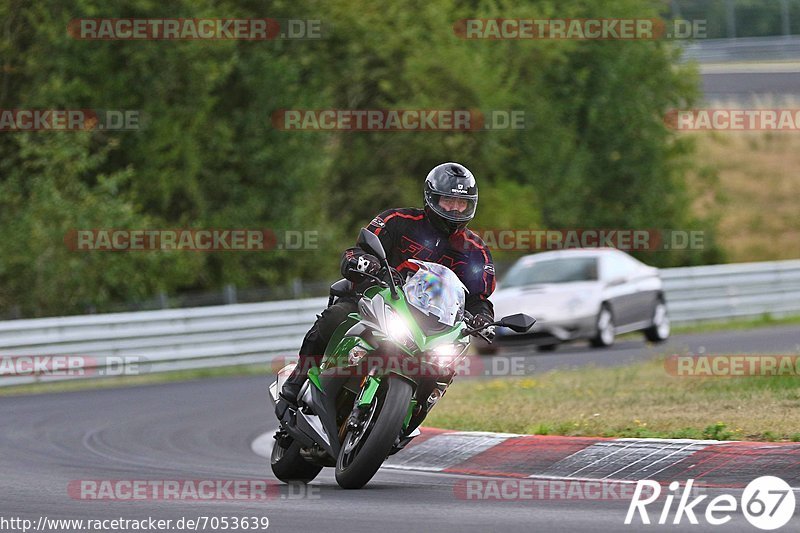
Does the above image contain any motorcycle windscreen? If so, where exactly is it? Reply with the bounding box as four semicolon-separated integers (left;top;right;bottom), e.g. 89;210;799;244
404;259;467;328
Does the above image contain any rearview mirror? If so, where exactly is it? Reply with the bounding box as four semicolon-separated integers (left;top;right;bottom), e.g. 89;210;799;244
497;313;536;333
330;279;353;297
357;228;387;261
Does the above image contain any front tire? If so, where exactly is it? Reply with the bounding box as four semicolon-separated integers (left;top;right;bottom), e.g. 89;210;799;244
590;305;615;348
335;377;413;489
271;432;322;484
644;300;670;343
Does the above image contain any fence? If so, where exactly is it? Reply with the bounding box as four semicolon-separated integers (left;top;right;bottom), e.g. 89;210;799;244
680;35;800;63
660;259;800;322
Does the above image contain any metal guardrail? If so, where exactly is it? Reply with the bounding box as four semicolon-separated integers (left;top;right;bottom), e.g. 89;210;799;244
660;259;800;322
681;35;800;63
1;259;799;386
0;298;326;387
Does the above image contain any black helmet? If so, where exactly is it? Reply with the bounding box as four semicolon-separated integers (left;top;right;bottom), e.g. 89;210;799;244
423;162;478;235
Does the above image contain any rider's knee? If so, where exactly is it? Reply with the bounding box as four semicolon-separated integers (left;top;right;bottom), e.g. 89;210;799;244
317;304;350;339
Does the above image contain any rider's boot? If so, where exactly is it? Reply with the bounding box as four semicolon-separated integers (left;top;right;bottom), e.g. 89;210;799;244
274;367;306;419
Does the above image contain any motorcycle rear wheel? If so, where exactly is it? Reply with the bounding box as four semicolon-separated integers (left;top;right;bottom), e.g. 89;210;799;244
271;432;322;484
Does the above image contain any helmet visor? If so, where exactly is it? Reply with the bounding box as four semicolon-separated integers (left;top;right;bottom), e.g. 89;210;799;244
425;191;477;222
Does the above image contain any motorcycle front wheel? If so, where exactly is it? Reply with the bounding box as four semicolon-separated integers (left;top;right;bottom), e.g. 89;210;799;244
335;377;413;489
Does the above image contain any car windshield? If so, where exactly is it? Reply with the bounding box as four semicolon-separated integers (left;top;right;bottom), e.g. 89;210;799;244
503;257;599;287
403;260;466;327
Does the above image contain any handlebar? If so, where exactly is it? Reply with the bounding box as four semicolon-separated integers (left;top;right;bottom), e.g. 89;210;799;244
460;310;496;343
346;265;403;288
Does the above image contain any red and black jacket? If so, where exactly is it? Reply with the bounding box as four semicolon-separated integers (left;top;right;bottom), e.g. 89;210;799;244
341;207;496;319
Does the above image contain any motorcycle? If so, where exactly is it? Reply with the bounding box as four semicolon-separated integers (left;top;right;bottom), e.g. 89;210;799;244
268;228;536;489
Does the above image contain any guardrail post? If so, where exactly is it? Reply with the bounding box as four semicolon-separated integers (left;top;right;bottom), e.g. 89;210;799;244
224;284;237;305
725;0;736;38
781;0;790;37
292;278;302;298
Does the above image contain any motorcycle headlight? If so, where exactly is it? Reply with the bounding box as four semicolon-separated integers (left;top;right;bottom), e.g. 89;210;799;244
427;343;467;368
384;306;417;351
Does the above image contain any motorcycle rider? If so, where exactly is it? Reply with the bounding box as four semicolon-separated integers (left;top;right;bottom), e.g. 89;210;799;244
277;162;496;411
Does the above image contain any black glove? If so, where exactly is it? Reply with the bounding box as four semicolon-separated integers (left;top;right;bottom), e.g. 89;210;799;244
348;254;381;276
470;314;496;341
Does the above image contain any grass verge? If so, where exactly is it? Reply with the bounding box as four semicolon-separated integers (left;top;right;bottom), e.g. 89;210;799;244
669;313;800;335
425;356;800;442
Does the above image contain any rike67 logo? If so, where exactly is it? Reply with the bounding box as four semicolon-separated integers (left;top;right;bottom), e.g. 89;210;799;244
625;477;796;530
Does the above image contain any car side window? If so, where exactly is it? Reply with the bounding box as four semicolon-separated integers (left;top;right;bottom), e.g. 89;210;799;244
603;253;637;282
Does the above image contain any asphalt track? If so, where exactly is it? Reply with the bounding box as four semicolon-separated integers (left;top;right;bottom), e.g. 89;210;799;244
702;72;800;103
701;67;800;102
498;323;800;373
2;325;799;533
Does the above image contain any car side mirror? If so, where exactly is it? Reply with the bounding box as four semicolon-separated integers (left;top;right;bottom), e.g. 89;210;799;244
357;228;387;261
497;313;536;333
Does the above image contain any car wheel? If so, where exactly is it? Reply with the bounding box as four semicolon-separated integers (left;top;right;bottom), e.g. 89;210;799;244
590;305;615;348
643;300;670;343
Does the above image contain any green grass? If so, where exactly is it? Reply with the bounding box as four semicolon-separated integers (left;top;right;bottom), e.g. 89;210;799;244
670;313;800;335
425;356;800;442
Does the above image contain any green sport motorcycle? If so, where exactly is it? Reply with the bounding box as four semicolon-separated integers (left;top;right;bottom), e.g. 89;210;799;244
269;228;535;489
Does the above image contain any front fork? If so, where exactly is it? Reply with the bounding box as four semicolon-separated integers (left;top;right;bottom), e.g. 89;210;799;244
340;374;381;442
341;372;416;442
357;374;381;407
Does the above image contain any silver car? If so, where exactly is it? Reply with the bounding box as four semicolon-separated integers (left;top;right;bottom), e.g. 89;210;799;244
487;248;670;351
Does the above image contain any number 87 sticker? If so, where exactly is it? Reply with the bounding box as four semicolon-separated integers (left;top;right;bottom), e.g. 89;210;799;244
742;476;796;530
